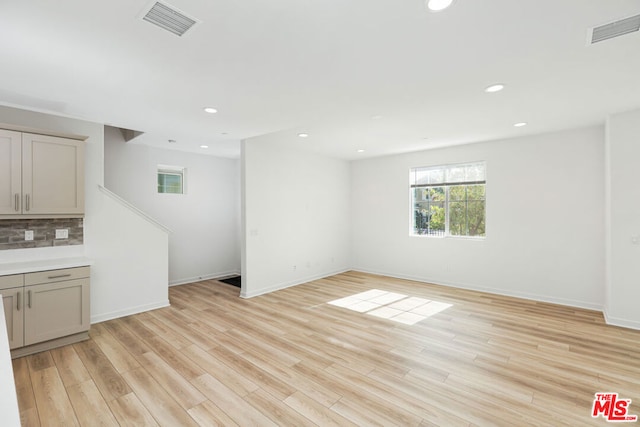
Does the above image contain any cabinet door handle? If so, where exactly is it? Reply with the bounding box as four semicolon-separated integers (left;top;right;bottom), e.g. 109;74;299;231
28;290;32;309
16;291;21;311
25;194;30;211
48;274;72;279
14;193;19;211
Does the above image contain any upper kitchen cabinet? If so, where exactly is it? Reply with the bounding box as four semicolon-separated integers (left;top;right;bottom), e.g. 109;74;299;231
0;129;85;218
0;130;22;215
23;133;85;215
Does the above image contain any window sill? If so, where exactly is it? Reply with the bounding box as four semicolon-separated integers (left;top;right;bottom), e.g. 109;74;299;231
409;234;485;241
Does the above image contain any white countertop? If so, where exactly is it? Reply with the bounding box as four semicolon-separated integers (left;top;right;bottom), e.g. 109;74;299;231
0;256;93;276
0;246;90;275
0;297;21;427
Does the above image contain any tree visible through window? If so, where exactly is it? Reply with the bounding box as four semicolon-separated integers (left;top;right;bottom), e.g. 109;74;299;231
411;162;485;237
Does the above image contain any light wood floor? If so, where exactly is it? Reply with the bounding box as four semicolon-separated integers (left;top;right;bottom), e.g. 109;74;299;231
12;271;640;426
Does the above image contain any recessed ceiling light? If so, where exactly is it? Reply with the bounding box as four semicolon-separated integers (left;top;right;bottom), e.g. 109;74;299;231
427;0;454;11
168;139;177;143
357;149;365;153
514;122;527;127
203;107;217;114
485;84;505;93
298;133;309;138
200;145;209;148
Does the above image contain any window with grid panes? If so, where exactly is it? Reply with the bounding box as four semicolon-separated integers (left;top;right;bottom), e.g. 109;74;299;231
410;162;485;237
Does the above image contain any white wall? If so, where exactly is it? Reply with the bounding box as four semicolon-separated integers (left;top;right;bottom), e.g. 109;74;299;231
604;109;640;329
242;137;351;298
351;127;605;309
7;105;636;329
0;105;169;322
104;126;240;285
90;187;169;322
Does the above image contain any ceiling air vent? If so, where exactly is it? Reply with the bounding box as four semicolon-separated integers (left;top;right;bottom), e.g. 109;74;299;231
142;1;198;37
590;14;640;44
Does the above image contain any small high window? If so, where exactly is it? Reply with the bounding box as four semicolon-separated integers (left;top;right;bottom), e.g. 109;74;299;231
410;162;486;237
157;165;185;194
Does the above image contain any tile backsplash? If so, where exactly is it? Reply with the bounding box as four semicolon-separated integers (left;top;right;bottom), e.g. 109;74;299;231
0;218;83;250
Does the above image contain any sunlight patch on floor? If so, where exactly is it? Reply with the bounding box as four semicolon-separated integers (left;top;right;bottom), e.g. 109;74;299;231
328;289;452;325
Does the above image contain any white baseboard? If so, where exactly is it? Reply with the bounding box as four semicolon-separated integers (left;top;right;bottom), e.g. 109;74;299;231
240;268;349;299
88;269;640;331
169;270;241;287
603;309;640;330
90;300;170;324
352;267;604;312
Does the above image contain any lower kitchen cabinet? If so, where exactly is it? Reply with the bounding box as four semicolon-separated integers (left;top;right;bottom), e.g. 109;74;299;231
1;287;24;349
0;266;90;357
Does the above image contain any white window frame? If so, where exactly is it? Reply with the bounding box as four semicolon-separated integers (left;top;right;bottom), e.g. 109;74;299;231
410;161;486;238
157;165;186;194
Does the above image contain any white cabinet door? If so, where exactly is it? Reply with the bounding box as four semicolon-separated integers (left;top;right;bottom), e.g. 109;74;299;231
0;130;22;215
22;133;85;215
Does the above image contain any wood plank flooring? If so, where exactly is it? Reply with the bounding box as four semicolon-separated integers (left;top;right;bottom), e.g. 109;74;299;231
11;271;640;426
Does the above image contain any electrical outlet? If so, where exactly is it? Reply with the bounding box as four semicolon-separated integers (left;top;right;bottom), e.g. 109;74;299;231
25;230;34;241
55;229;69;239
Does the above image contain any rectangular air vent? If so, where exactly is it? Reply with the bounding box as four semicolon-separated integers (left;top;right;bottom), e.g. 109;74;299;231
142;1;198;37
590;14;640;44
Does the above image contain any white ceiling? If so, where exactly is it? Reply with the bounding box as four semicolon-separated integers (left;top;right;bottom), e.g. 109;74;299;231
1;0;639;159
